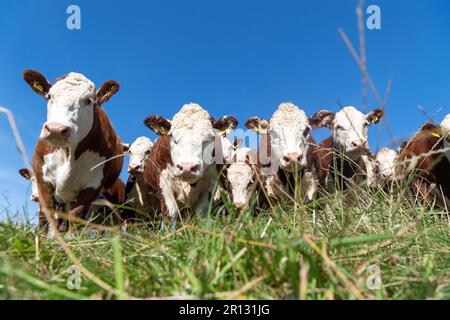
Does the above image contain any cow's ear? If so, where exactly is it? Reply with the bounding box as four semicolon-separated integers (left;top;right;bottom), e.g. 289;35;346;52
419;123;438;131
366;109;384;125
144;115;172;135
212;115;238;136
19;168;32;180
309;110;335;129
245;116;269;134
122;143;130;153
97;80;120;105
23;70;52;96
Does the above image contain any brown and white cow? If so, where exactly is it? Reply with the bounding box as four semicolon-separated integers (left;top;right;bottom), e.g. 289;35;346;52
245;103;318;203
395;117;450;207
142;103;237;222
23;70;124;232
19;168;39;202
310;106;384;191
122;136;160;220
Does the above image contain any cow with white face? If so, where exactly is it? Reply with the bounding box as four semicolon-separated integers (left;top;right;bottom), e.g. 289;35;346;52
143;103;237;220
125;136;154;175
376;147;398;181
245;103;318;203
225;147;255;210
122;136;158;220
19;168;39;202
23;70;124;232
310;106;384;190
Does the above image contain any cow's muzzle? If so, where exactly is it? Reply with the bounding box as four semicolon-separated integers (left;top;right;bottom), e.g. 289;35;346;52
42;122;71;145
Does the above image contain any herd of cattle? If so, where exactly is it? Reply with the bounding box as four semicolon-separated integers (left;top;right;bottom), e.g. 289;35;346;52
17;70;450;233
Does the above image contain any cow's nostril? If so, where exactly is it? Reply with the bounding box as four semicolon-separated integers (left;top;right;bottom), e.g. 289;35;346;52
283;156;290;163
61;127;70;137
191;164;200;172
352;141;358;147
177;164;184;171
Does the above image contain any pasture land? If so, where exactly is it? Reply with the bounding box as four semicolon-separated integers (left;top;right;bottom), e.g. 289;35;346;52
0;184;449;300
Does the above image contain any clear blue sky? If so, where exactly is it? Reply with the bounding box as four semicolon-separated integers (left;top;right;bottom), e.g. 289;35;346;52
0;0;449;218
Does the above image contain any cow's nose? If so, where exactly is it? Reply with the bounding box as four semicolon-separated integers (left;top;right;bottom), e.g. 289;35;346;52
283;153;301;164
43;122;71;140
177;163;200;174
31;194;39;202
129;165;141;173
234;201;247;210
351;139;368;149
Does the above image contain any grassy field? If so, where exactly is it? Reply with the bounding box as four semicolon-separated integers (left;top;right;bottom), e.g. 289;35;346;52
0;182;449;300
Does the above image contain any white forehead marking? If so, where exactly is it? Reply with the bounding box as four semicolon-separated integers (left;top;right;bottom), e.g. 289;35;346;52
129;136;153;155
234;147;252;163
334;106;366;128
228;162;253;186
170;103;213;134
270;103;309;131
441;114;450;133
49;72;95;99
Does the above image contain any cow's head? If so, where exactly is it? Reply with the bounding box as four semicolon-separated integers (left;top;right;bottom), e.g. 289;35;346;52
311;106;384;160
19;168;39;202
226;148;257;210
245;103;312;172
23;70;120;147
144;104;236;184
125;137;153;175
441;114;450;136
376;147;397;179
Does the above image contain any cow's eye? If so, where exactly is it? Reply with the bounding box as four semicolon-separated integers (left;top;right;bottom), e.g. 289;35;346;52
303;127;311;137
46;94;52;100
83;97;93;106
335;125;344;131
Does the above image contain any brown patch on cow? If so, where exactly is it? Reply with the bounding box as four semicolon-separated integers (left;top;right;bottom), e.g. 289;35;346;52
143;135;173;217
75;104;124;191
104;179;126;204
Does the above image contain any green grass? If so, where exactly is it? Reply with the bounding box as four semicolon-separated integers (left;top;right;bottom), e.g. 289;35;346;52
0;184;449;300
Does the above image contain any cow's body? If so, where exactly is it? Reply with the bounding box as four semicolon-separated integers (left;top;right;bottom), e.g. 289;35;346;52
23;71;123;232
310;106;384;192
396;121;450;206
